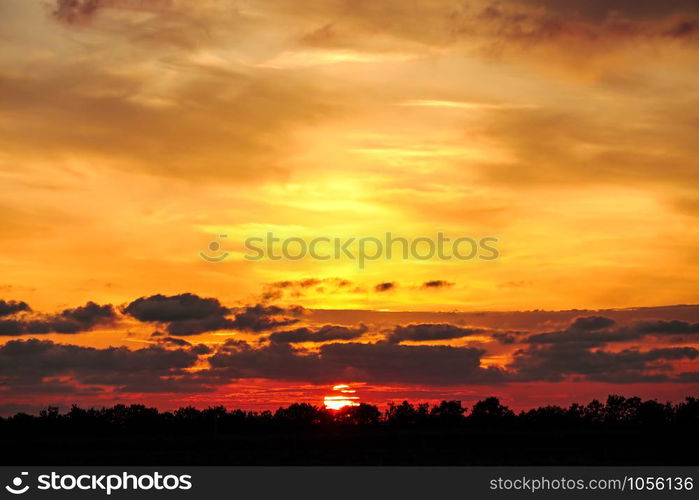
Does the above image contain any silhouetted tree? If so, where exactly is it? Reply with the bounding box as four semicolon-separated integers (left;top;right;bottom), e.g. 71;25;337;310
336;404;381;425
274;403;332;425
430;400;467;424
676;397;699;425
386;401;416;425
583;399;605;424
469;397;514;424
39;406;60;419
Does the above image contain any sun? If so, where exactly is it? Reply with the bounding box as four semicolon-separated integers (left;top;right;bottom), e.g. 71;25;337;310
324;384;360;410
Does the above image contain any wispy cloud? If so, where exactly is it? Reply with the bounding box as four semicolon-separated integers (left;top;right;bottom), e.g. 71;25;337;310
397;100;538;110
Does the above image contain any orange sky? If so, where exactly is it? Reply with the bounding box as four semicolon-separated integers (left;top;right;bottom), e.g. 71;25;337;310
0;0;698;413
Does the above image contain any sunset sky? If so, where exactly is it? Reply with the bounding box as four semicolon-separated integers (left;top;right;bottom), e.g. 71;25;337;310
0;0;698;413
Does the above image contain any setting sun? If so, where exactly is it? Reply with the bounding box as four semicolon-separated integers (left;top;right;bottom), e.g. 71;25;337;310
324;385;360;410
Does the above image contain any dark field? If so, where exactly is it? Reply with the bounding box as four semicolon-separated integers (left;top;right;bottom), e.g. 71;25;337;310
3;396;698;465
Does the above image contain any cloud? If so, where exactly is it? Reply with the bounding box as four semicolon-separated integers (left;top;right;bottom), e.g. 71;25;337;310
0;28;344;183
525;315;625;346
512;0;699;22
510;343;698;383
52;0;174;25
375;282;397;292
124;293;236;336
388;324;484;343
207;340;505;385
228;304;304;333
124;293;230;322
527;317;699;346
526;329;640;347
152;335;212;355
634;320;699;335
58;301;117;327
164;316;236;336
273;278;324;289
268;324;368;343
492;332;517;344
570;316;616;331
289;0;699;59
52;0;101;25
0;299;30;317
507;314;699;382
0;320;26;336
261;278;354;301
477;102;699;191
676;371;699;382
1;293;698;399
527;329;637;346
421;280;454;289
451;2;699;51
0;301;117;336
154;335;192;347
319;342;506;385
125;295;304;335
5;294;307;337
664;20;699;37
0;338;202;393
189;344;212;355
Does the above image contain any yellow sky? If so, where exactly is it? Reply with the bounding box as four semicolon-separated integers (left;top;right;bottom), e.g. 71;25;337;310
1;0;698;313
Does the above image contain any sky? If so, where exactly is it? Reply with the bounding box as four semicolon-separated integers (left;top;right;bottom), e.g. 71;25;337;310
0;0;698;413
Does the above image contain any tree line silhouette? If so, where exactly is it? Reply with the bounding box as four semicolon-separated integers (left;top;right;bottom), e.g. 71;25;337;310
2;395;698;432
2;396;697;465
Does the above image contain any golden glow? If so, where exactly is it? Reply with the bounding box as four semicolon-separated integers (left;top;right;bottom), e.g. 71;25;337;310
0;3;696;315
397;99;537;110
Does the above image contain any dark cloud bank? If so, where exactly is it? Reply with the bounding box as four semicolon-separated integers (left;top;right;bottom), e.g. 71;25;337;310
0;294;698;395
